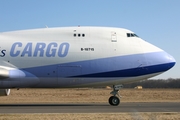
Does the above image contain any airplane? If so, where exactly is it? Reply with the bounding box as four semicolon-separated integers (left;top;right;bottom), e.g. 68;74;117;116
0;26;176;106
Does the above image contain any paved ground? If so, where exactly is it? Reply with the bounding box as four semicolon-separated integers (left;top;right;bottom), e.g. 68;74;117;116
0;102;179;113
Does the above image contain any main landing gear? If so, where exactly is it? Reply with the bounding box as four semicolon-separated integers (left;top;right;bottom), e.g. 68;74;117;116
109;84;123;106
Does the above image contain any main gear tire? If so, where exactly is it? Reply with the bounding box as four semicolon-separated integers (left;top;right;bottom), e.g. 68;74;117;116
108;96;120;106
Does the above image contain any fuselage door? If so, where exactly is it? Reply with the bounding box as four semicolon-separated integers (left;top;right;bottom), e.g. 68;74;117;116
111;32;117;42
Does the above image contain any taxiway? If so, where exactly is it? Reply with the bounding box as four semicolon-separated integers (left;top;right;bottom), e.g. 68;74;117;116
0;102;179;113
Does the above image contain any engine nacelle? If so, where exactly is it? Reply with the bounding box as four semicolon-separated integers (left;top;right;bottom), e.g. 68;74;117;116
0;89;10;96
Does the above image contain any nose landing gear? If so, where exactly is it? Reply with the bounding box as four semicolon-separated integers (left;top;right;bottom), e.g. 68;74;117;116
109;84;123;106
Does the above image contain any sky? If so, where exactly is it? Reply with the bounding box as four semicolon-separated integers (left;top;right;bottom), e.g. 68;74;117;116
0;0;179;79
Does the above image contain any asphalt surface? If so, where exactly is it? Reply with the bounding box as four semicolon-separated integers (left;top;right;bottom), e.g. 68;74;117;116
0;102;179;113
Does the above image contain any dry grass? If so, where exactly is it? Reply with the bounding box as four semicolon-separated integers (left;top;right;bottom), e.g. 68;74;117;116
0;88;180;120
0;88;179;103
0;113;180;120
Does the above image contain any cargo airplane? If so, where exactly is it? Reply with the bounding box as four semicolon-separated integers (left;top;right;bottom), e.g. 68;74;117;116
0;26;176;106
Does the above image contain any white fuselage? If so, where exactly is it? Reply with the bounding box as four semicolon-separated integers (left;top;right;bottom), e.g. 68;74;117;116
0;27;176;88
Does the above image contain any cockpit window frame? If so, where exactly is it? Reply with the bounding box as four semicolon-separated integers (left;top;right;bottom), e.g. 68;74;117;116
131;33;134;37
134;34;139;37
127;33;139;38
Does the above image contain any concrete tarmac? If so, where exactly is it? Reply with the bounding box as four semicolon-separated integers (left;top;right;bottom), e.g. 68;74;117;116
0;102;179;113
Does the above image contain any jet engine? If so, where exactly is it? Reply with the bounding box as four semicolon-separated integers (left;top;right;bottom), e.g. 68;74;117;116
0;89;10;96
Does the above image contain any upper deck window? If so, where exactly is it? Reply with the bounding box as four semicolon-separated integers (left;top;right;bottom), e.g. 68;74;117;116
73;33;85;37
127;33;139;37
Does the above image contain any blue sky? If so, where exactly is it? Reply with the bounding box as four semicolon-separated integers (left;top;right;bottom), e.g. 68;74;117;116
0;0;179;79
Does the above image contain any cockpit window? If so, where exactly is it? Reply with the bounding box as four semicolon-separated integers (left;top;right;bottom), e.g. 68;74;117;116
127;33;131;37
134;34;139;37
127;33;139;37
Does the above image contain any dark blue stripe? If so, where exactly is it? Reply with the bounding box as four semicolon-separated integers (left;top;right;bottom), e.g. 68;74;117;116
71;62;175;77
22;51;175;78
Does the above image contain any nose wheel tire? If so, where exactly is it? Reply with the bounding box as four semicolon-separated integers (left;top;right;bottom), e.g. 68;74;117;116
109;96;120;106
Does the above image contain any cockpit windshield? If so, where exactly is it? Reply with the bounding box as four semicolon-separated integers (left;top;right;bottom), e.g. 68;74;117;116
127;33;139;37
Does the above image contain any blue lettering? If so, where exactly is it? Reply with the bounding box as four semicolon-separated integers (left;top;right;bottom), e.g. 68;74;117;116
10;42;69;57
10;42;22;57
58;43;69;57
33;43;46;57
46;43;57;57
21;43;32;57
0;50;6;57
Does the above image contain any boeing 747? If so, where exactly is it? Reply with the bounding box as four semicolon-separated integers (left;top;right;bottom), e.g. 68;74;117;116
0;26;176;106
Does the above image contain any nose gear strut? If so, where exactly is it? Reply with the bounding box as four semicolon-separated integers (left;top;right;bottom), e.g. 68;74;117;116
109;84;123;106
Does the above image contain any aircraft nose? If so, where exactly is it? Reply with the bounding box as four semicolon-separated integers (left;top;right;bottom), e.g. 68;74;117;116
167;53;176;63
164;52;176;69
145;51;176;74
153;51;176;72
